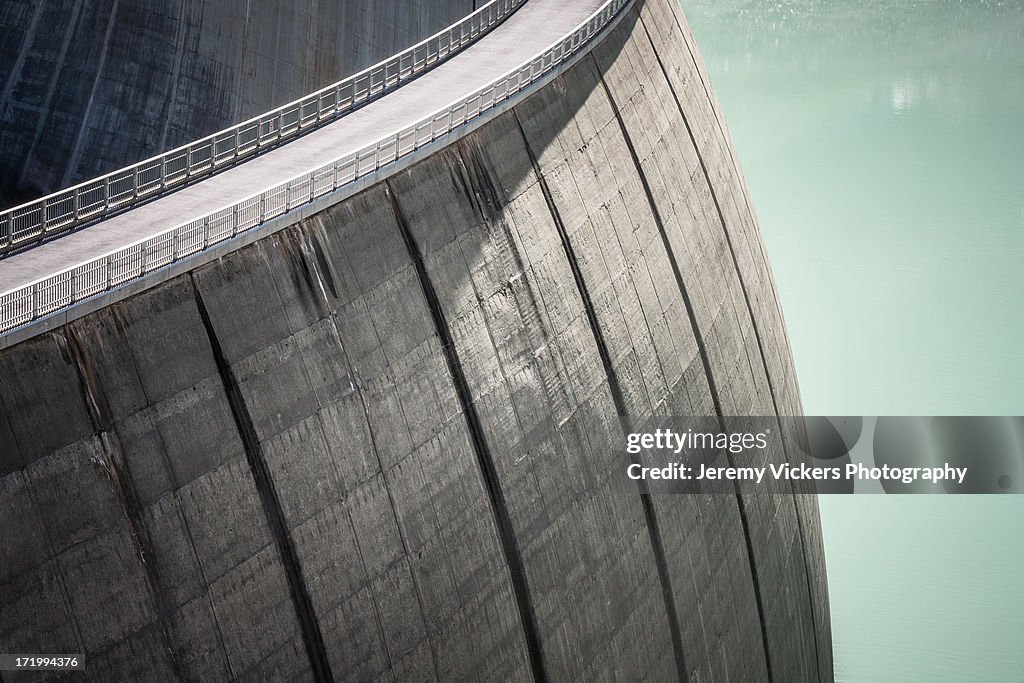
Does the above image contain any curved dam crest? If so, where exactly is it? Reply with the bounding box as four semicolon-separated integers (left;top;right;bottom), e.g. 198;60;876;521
0;0;832;680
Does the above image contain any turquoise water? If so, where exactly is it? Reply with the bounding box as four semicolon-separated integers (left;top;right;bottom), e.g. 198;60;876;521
684;1;1024;680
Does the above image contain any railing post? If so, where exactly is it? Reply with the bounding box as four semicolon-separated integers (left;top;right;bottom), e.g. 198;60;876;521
106;254;113;291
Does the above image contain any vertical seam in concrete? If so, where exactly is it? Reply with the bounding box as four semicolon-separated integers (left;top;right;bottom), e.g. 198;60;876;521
456;142;562;382
235;0;252;123
512;109;688;683
0;0;46;116
354;374;445;681
348;526;401;672
667;14;764;232
481;185;600;454
451;141;558;519
551;141;665;420
340;495;400;671
647;10;782;417
591;51;776;682
189;274;334;683
636;12;823;680
63;327;184;679
158;0;189;152
664;4;801;402
384;180;549;683
298;231;445;681
256;233;426;677
61;0;121;189
108;308;236;678
18;0;87;188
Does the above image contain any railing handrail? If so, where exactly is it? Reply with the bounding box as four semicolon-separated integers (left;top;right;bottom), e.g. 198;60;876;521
0;0;526;256
0;0;631;336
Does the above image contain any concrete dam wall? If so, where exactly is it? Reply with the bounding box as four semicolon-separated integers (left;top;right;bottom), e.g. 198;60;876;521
0;0;475;204
0;0;832;681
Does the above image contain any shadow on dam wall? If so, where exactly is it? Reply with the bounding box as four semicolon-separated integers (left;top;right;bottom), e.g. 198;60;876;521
0;0;832;680
0;0;477;204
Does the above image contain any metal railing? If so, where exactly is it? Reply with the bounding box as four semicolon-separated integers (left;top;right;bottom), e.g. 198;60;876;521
0;0;525;257
0;0;631;335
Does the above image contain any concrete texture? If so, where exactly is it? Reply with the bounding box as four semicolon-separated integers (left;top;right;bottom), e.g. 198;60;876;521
0;0;832;680
0;0;476;204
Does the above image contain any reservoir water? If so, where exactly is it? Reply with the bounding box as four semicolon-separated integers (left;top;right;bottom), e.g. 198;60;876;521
685;1;1024;680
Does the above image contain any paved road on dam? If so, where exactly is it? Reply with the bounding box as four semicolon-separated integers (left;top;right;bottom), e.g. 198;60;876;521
0;0;604;294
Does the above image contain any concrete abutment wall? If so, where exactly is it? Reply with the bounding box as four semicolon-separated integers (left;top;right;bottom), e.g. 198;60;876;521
0;1;832;680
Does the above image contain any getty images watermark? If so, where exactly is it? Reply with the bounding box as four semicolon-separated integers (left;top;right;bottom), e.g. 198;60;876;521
615;417;1023;494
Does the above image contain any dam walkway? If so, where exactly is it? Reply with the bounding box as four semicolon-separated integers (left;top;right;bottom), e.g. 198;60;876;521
0;0;617;337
